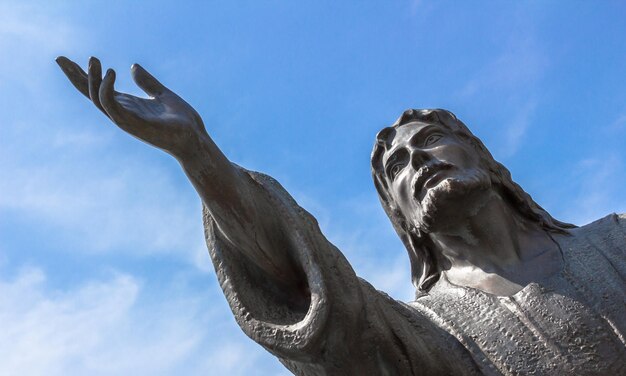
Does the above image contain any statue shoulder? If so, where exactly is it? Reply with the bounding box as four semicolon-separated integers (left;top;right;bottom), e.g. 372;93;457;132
574;212;626;237
567;212;626;279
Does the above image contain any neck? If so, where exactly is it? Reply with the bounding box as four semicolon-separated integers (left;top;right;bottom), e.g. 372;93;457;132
428;191;562;295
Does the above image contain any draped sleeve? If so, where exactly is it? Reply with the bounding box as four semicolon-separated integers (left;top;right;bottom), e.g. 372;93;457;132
203;168;479;375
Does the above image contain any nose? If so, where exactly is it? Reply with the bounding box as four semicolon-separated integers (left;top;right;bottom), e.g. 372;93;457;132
410;148;430;170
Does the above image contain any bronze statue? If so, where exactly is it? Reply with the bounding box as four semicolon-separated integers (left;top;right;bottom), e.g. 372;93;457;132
57;57;626;375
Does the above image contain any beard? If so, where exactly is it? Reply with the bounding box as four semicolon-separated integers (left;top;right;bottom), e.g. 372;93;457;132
414;168;492;233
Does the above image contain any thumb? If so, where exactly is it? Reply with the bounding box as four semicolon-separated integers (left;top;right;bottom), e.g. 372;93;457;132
131;64;170;97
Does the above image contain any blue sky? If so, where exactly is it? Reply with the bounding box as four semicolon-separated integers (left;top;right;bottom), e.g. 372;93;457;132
1;1;625;374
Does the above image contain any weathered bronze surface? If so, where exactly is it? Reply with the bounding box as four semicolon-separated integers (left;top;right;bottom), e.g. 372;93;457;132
58;57;626;375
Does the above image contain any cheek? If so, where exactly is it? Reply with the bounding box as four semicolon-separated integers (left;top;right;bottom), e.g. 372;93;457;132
392;175;416;209
435;144;478;169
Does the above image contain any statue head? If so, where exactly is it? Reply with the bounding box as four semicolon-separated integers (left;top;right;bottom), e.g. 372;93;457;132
371;109;575;293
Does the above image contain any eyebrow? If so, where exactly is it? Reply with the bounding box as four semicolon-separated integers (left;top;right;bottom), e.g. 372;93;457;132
385;124;440;158
407;124;441;146
383;148;407;178
383;148;408;175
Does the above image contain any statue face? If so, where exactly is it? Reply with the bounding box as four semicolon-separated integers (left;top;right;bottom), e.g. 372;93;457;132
381;121;491;232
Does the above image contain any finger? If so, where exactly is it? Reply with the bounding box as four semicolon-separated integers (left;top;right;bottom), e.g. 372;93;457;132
99;69;133;125
87;57;107;115
56;56;90;98
131;63;170;97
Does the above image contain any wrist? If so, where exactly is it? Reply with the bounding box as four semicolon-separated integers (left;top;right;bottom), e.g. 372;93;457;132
174;129;211;165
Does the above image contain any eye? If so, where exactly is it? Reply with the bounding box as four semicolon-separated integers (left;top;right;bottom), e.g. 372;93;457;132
423;134;442;147
385;149;409;181
389;163;403;180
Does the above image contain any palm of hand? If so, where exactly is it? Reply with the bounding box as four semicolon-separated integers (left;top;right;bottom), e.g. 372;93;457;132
57;57;205;156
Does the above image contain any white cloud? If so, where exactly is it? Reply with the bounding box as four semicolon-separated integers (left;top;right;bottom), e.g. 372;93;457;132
0;265;289;376
0;134;206;260
0;268;142;375
500;100;536;157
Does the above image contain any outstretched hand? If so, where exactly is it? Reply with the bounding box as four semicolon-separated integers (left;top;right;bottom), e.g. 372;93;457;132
57;56;206;158
57;57;308;287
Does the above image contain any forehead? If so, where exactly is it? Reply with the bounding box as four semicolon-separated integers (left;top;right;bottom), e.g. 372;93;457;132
390;121;433;147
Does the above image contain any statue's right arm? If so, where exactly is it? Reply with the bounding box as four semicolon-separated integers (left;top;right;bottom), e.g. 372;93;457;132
57;57;477;374
56;57;302;285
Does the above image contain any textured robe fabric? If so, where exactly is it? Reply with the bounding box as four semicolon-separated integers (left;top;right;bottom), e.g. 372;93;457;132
203;168;626;376
411;214;626;375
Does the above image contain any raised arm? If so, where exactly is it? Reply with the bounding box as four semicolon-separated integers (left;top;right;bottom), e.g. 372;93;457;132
57;58;478;374
57;57;302;284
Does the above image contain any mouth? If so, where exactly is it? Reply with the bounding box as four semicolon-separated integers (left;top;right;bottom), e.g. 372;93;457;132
412;163;453;201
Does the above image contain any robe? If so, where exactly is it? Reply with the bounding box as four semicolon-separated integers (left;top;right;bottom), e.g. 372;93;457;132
203;168;626;375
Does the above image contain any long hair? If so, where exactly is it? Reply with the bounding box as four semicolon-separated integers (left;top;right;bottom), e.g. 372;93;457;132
371;109;575;294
